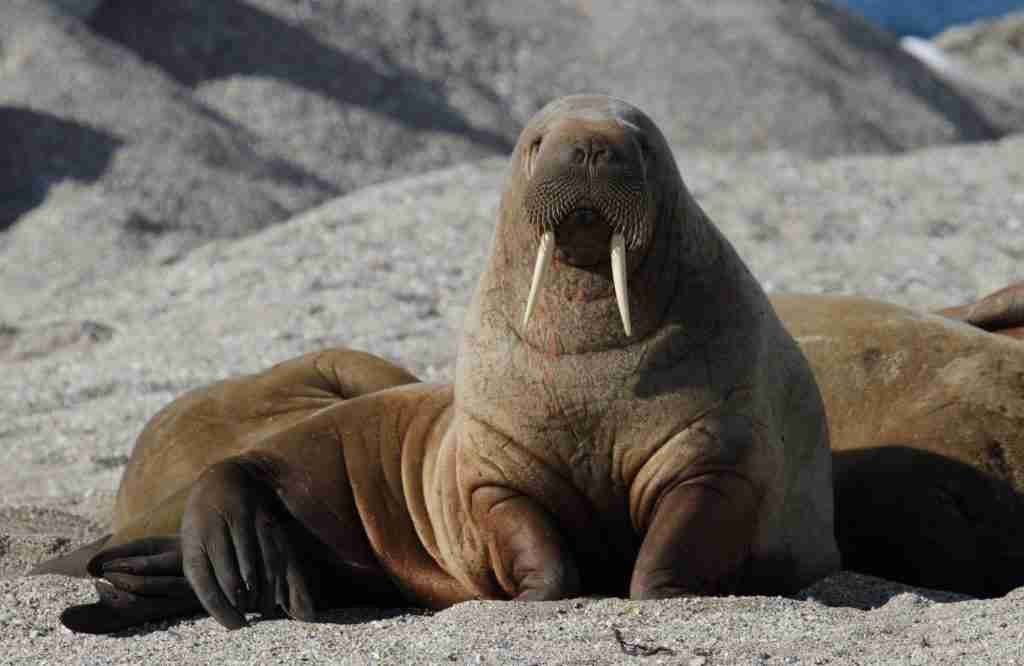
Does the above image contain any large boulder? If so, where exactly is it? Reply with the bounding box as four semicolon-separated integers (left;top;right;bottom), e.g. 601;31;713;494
2;0;1020;319
934;10;1024;103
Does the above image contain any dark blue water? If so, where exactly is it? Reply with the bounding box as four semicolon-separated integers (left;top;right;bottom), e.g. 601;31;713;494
832;0;1024;37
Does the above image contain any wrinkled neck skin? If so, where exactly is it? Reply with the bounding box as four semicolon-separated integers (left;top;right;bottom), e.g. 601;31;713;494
455;162;732;441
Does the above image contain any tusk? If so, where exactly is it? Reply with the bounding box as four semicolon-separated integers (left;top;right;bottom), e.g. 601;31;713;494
523;231;554;329
610;233;632;336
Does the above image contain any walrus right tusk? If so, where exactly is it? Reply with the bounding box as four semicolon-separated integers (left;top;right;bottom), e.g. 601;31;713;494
523;231;554;328
610;233;632;336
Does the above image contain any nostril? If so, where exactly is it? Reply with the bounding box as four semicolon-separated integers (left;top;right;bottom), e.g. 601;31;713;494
587;136;615;167
571;147;587;165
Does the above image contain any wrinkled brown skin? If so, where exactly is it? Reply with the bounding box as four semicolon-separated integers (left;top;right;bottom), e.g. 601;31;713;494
34;95;842;633
773;286;1024;597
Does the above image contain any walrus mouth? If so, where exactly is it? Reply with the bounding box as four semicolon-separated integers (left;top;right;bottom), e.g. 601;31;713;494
522;229;632;335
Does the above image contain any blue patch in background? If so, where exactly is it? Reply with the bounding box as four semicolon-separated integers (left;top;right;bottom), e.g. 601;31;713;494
832;0;1024;37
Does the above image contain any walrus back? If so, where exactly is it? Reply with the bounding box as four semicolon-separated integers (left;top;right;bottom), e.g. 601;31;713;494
112;349;419;532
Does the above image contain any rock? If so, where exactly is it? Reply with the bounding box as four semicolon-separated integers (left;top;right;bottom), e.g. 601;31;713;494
934;11;1024;102
899;12;1024;138
0;320;114;363
2;0;1020;320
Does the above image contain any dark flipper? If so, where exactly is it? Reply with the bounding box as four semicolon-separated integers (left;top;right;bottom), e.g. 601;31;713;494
629;471;758;599
178;460;322;630
58;536;203;634
937;281;1024;339
54;451;399;634
49;471;329;634
29;534;112;578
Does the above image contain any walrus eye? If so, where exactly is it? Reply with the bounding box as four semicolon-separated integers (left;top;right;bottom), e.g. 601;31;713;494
524;136;543;179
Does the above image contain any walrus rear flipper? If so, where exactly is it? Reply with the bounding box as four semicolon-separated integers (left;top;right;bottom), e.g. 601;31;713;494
49;536;202;633
29;534;111;578
31;536;200;633
937;281;1024;339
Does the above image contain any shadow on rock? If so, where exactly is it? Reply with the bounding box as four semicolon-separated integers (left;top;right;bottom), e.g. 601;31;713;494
316;606;433;625
0;107;123;229
87;0;513;153
797;571;971;610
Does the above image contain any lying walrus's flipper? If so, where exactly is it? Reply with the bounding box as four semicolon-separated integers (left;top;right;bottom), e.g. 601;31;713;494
68;457;325;634
59;537;203;634
54;457;356;635
29;534;112;578
937;281;1024;338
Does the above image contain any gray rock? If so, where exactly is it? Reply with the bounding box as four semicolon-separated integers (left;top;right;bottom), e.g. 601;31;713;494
0;1;336;313
84;0;1014;159
3;0;1020;319
934;11;1024;103
899;12;1024;138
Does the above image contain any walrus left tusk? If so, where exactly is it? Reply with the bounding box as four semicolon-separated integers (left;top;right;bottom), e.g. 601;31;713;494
610;233;632;336
523;231;554;328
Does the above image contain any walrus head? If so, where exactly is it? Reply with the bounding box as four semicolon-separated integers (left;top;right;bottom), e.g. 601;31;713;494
491;95;713;351
518;99;655;336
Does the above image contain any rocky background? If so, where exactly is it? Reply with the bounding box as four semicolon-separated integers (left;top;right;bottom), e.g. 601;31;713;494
1;1;1023;663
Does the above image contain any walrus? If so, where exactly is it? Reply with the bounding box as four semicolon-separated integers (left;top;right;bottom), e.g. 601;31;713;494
775;285;1024;598
34;95;842;633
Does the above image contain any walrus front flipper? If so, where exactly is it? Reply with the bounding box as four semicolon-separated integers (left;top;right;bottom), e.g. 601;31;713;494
471;486;581;601
29;534;111;578
937;281;1024;338
629;471;759;599
178;459;328;629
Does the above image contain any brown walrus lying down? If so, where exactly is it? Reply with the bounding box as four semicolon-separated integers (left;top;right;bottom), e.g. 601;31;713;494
33;95;1024;634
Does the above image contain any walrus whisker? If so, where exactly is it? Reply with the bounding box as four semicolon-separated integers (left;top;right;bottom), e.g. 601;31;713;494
610;233;632;336
523;230;554;328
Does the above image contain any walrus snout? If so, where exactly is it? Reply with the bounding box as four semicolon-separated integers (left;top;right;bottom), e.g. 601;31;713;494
522;120;649;237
